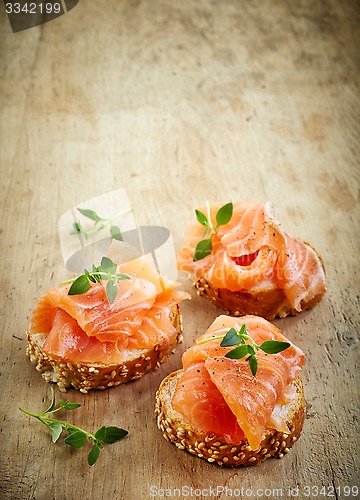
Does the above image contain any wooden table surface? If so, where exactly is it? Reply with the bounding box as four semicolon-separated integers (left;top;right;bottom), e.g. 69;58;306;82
1;1;359;499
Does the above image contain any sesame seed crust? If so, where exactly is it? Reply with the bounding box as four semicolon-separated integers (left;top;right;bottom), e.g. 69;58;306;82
155;370;305;468
26;305;182;392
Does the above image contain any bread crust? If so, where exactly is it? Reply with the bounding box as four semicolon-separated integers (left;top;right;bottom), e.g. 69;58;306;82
27;305;182;393
194;242;325;320
155;370;305;467
194;277;324;320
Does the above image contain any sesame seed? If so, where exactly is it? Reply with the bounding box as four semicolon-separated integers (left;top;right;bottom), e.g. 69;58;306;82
248;457;257;463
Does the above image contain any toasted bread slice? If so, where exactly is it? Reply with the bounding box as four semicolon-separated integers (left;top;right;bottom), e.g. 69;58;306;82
155;369;305;467
27;306;182;393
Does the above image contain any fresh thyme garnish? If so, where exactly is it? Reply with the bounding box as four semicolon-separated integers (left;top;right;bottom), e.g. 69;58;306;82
71;207;125;241
61;256;130;304
193;202;233;261
19;387;128;466
196;324;290;376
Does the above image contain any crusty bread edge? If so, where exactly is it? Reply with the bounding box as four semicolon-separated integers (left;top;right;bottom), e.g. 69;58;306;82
194;242;325;320
155;370;305;467
26;305;182;393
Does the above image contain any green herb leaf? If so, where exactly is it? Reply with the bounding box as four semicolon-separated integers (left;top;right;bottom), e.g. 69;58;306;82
220;328;240;347
68;274;90;295
197;322;291;378
202;227;210;238
193;202;233;261
72;222;82;233
110;225;123;241
100;256;117;274
77;208;103;223
102;426;128;444
106;279;118;304
215;202;233;227
238;324;247;337
248;355;258;376
88;443;102;466
195;209;209;227
45;386;56;414
94;426;107;441
193;238;213;261
260;340;291;354
225;344;250;359
19;389;129;466
62;401;81;411
63;257;130;304
90;267;102;283
64;431;87;448
71;206;131;241
48;422;63;443
247;344;256;356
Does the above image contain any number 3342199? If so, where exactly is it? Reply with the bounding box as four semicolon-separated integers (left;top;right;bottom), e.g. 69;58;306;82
5;3;62;14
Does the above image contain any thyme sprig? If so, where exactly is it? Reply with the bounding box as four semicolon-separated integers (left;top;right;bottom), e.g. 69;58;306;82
19;387;128;466
61;256;130;304
71;207;127;241
193;202;233;261
196;324;290;376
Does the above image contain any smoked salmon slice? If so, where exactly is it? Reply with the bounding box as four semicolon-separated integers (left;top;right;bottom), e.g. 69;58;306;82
172;315;305;450
177;200;326;317
30;256;190;365
171;362;245;444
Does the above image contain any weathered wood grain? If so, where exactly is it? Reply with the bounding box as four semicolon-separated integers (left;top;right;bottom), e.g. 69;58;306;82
1;0;359;499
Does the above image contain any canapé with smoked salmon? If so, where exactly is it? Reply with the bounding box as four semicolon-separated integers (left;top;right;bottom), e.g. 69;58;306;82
27;256;189;392
177;200;326;319
155;315;305;466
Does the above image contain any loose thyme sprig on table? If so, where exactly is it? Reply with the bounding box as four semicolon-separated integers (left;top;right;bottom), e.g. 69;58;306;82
61;256;130;304
71;207;127;241
196;324;290;376
19;387;128;466
193;202;233;261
